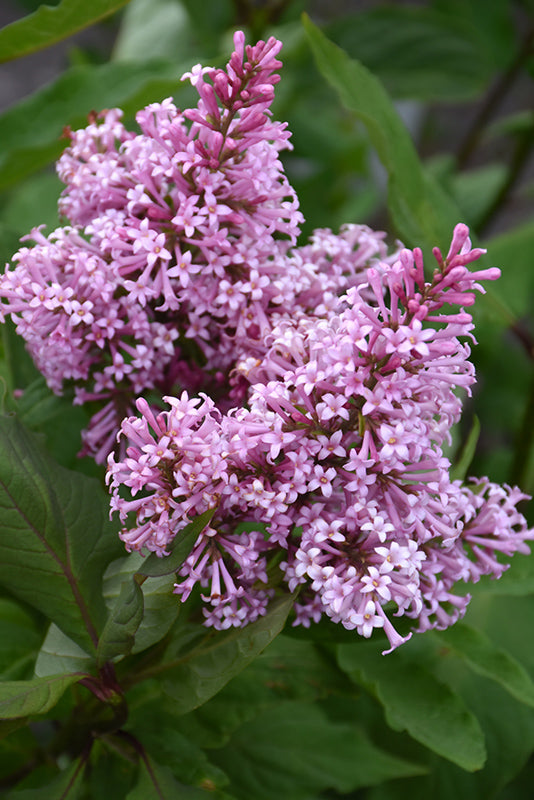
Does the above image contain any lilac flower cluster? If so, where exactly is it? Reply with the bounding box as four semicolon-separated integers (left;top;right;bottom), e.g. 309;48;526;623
2;33;391;459
2;32;532;651
107;224;532;651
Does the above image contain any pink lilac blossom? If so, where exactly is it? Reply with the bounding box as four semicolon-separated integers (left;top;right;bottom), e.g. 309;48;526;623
0;31;531;650
0;33;394;461
107;225;533;651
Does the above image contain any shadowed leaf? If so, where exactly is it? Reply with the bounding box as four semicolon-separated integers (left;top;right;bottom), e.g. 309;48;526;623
0;415;122;653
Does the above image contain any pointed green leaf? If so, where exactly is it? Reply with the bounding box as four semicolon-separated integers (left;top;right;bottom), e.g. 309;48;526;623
436;623;534;709
35;624;93;678
0;673;81;719
337;642;486;770
0;0;131;63
96;579;144;667
104;554;179;655
162;593;295;714
210;701;426;800
137;509;215;578
0;415;123;653
302;14;459;251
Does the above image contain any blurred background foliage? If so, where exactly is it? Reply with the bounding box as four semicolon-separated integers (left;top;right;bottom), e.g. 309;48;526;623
0;1;533;798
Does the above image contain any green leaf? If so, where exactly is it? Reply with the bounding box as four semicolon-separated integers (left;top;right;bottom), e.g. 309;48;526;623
126;755;212;799
34;624;94;678
0;60;189;189
0;0;131;63
104;554;179;655
185;634;352;749
11;378;99;473
365;673;534;800
113;0;192;63
96;579;144;667
144;637;349;754
433;0;516;69
6;756;86;799
125;705;228;793
0;415;123;653
0;318;41;395
137;509;215;578
0;599;41;680
210;701;426;800
436;623;534;709
337;642;486;770
1;172;61;236
473;553;534;596
451;416;481;481
485;221;534;320
0;673;81;719
449;163;507;228
162;593;295;714
87;741;137;799
326;6;492;101
302;14;460;251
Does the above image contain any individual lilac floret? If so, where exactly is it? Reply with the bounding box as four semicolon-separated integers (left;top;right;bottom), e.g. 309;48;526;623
108;225;533;649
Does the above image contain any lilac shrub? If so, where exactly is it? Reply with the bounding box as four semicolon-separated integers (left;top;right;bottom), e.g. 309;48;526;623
1;32;532;653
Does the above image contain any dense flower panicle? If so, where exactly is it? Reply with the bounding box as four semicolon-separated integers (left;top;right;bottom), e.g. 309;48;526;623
1;30;531;651
0;32;397;460
108;226;533;650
